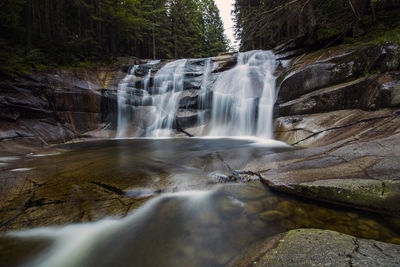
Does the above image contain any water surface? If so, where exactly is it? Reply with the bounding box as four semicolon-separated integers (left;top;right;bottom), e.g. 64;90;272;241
0;138;399;266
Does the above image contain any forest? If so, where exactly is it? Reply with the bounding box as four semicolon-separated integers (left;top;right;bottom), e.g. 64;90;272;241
0;0;228;76
233;0;400;51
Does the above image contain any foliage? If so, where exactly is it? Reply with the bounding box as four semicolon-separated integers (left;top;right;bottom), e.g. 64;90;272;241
232;0;400;51
0;0;228;77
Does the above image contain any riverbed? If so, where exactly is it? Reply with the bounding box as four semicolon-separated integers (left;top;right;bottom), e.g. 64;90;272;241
0;138;399;266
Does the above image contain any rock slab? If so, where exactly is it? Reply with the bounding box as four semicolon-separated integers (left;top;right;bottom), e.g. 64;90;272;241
251;229;400;267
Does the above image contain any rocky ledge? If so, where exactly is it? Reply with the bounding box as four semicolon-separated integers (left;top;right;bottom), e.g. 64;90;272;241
243;229;400;266
240;42;400;216
0;67;123;154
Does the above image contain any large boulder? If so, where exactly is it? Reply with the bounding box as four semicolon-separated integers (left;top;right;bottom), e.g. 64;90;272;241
0;70;119;149
276;73;400;117
277;45;387;103
247;229;400;267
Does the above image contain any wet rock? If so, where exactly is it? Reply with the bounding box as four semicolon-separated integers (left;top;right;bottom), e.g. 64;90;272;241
389;80;400;106
0;70;119;147
195;209;220;225
255;119;400;214
176;110;205;130
213;54;237;73
260;197;279;209
259;210;286;222
178;90;212;110
274;108;396;147
277;45;384;103
0;236;52;267
53;89;102;113
292;179;400;213
249;229;400;267
276;77;390;117
220;184;269;201
275;201;293;215
245;201;264;214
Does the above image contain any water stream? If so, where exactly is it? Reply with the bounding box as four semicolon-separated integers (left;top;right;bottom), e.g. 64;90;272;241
208;51;277;138
1;51;400;266
1;138;400;266
115;50;278;138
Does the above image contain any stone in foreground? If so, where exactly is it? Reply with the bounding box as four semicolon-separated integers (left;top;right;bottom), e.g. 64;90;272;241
250;229;400;267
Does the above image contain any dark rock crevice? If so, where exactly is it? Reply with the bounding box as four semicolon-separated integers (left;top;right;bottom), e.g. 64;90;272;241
215;152;264;183
90;182;125;196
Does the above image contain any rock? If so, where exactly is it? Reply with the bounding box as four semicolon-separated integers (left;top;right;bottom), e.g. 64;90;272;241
259;210;286;222
176;110;204;130
379;45;400;72
53;89;102;113
390;82;400;107
249;229;400;267
274;109;396;147
276;77;391;117
255;129;400;214
260;197;279;209
277;45;384;103
213;54;237;73
293;179;400;213
0;69;118;147
178;90;213;110
245;201;265;214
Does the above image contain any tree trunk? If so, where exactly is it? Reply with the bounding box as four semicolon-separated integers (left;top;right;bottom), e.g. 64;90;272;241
26;0;32;48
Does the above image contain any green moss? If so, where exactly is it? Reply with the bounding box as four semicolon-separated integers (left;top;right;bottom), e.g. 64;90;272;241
0;43;49;78
276;71;290;89
316;28;341;41
344;9;400;47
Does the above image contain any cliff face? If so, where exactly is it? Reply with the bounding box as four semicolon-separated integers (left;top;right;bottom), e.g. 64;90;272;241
274;43;400;147
1;42;399;214
250;42;400;215
0;68;121;153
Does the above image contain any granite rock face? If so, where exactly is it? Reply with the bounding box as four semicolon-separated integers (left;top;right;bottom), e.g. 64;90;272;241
0;69;119;152
277;45;395;104
264;43;400;215
249;229;400;267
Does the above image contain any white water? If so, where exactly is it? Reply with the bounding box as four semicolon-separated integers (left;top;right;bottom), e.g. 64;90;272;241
116;50;278;139
208;50;277;138
146;59;187;137
197;58;214;133
10;190;214;267
116;65;139;138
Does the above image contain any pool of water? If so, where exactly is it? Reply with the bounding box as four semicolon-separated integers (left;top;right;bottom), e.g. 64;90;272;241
0;138;399;266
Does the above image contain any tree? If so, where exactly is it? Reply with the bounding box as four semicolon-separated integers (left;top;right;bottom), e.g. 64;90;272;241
233;0;400;51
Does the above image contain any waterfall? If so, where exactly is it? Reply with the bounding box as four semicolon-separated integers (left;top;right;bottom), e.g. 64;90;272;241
144;59;187;137
115;50;278;139
197;58;214;133
116;65;139;138
208;50;277;138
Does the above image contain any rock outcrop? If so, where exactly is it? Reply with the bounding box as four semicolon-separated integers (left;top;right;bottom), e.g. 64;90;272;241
0;68;120;153
246;229;400;267
261;42;400;215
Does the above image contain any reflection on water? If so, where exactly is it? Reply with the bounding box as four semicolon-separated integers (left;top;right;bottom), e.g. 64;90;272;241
0;138;399;266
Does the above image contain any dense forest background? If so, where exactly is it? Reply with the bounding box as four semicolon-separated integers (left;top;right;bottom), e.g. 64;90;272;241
233;0;400;51
0;0;228;76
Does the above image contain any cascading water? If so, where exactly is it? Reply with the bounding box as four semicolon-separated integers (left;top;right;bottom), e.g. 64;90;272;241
116;60;161;138
115;50;278;139
208;50;277;138
146;59;187;137
197;58;214;133
116;65;139;138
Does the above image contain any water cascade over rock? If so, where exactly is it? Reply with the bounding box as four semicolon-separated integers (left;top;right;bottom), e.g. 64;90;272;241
209;51;277;138
115;50;278;138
